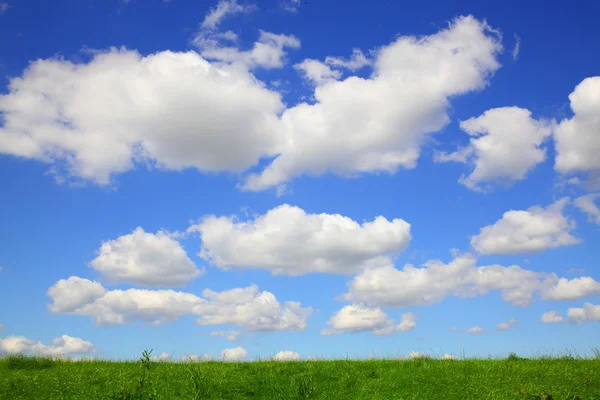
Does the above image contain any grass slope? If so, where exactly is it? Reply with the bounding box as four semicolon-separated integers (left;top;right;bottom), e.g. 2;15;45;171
1;353;599;399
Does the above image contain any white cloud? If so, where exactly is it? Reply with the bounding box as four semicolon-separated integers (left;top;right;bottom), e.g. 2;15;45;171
574;193;600;225
322;306;417;336
567;303;600;325
0;3;7;15
465;326;484;335
434;107;552;191
325;49;371;71
195;30;300;70
0;334;94;356
273;350;300;361
220;346;247;361
322;305;392;336
344;252;600;308
201;0;255;30
470;198;580;255
512;34;521;60
151;352;170;361
408;351;428;359
295;59;342;85
241;16;502;191
47;278;312;330
181;354;214;362
496;318;517;331
441;354;455;360
541;311;564;323
397;312;418;332
191;204;411;275
89;227;202;286
209;330;242;341
0;48;285;185
554;77;600;176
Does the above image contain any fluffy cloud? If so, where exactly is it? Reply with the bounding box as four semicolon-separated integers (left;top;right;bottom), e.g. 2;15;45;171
567;303;600;325
241;16;502;191
0;334;94;356
540;311;563;323
442;354;456;360
322;305;417;336
554;77;600;176
470;199;580;255
0;48;285;185
295;59;342;85
344;253;600;308
574;193;600;225
273;350;301;361
465;326;484;335
89;227;202;286
434;107;552;191
220;346;247;361
496;318;517;331
47;278;312;330
191;204;411;275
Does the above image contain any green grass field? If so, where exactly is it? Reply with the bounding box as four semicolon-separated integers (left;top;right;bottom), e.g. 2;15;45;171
1;351;599;400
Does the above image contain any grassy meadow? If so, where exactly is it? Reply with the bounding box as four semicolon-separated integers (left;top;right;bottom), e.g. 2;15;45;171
1;351;600;399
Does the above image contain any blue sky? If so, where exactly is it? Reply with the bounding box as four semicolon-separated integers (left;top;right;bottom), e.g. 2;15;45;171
0;0;599;361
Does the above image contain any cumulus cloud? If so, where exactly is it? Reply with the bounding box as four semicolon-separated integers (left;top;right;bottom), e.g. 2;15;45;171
442;354;456;360
434;107;552;191
241;16;503;191
201;0;255;30
0;48;285;185
470;198;580;255
567;303;600;325
221;346;247;361
322;305;417;336
0;334;94;356
325;49;371;71
344;252;600;308
89;227;202;286
191;204;411;275
295;59;342;85
574;193;600;225
0;15;503;191
47;278;312;330
554;77;600;176
273;350;300;361
541;311;564;323
496;318;517;331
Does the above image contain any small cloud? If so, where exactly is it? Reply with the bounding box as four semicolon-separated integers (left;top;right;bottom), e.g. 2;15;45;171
441;353;455;360
408;351;429;359
541;311;564;323
465;326;484;335
280;0;301;12
272;350;300;361
0;3;8;15
220;346;248;361
496;318;518;331
151;352;170;361
512;34;521;60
